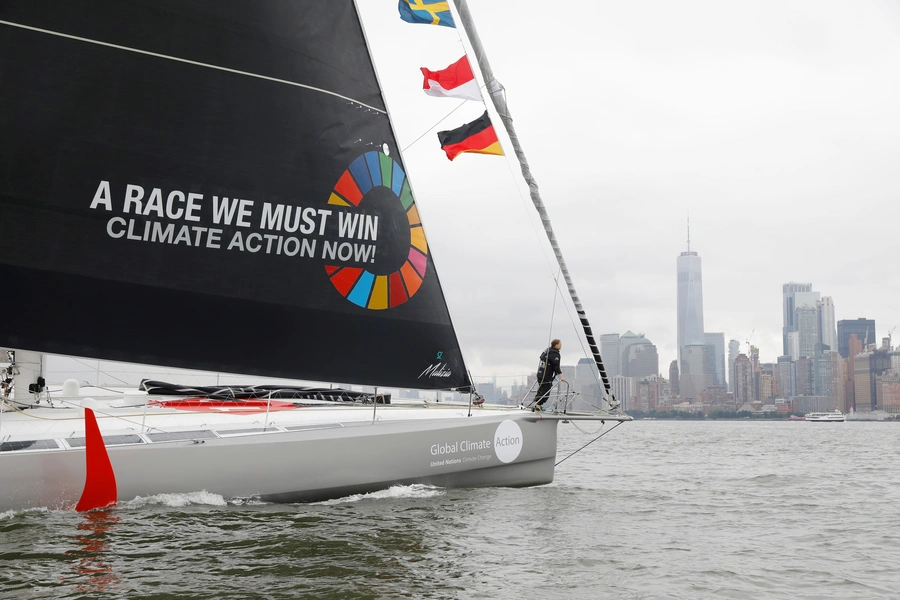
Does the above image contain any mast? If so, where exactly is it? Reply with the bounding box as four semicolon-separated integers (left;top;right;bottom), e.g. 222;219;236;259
452;0;619;409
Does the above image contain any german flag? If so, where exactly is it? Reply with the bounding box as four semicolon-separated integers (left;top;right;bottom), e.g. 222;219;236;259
437;111;504;161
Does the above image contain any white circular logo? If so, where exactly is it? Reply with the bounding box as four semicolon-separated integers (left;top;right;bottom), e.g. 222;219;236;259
494;420;524;463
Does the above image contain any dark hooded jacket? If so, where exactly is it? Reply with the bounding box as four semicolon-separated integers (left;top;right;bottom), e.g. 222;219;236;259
536;346;562;384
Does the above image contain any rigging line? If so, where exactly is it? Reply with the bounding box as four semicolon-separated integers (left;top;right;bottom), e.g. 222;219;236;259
444;3;596;388
570;418;606;436
554;389;608;414
499;142;558;277
453;0;617;409
64;357;133;386
401;99;468;153
555;421;622;467
500;157;611;404
0;393;367;430
499;153;605;402
544;270;606;401
526;267;562;410
546;266;562;346
470;43;555;275
0;19;386;114
6;393;204;427
498;142;595;392
450;0;555;282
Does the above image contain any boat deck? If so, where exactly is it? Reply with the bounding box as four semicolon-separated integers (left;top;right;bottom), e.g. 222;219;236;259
1;385;629;452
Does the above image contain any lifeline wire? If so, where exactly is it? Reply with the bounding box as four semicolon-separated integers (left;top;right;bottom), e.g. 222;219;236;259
555;421;622;467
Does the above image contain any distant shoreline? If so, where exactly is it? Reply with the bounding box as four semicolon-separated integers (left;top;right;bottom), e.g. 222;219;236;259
627;411;898;421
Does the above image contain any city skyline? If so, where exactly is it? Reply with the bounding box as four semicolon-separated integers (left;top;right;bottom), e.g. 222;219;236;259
463;277;893;399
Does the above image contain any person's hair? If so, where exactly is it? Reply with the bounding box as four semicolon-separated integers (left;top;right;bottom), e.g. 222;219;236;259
550;339;561;348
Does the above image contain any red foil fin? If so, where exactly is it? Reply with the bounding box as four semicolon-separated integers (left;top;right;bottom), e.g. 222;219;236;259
75;407;118;512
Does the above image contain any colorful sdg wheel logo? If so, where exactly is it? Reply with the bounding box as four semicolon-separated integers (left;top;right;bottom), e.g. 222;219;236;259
325;151;429;310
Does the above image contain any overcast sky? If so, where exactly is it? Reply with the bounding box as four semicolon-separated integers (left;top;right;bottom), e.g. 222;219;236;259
351;0;900;383
41;2;900;388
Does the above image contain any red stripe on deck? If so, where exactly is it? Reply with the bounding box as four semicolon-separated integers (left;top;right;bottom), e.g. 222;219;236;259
150;398;299;412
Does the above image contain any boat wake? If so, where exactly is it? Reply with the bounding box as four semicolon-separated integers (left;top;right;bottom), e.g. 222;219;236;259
123;490;228;509
0;506;50;520
315;484;443;505
1;486;444;515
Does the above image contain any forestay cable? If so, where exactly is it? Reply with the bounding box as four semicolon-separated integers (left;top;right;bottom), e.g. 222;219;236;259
555;421;623;467
453;0;618;410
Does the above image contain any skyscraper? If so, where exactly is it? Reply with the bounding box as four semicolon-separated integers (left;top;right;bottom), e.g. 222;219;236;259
610;375;635;412
782;282;819;355
817;297;837;352
854;349;891;412
727;339;740;393
680;343;712;400
669;360;679;396
838;319;876;358
796;305;819;358
787;331;800;361
677;224;704;369
776;355;795;398
704;332;726;388
622;342;659;379
618;331;648;376
844;334;864;410
815;351;844;411
599;333;621;378
574;358;601;400
734;353;753;406
796;357;815;396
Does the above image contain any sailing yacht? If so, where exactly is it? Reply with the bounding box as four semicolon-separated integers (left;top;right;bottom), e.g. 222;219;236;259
0;1;628;512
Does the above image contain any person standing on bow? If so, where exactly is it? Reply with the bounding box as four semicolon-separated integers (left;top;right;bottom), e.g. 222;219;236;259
534;339;565;411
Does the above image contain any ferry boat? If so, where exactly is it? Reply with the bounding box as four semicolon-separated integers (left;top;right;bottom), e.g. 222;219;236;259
804;410;845;423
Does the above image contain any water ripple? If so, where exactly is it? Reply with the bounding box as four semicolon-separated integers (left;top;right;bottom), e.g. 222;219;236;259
1;421;899;598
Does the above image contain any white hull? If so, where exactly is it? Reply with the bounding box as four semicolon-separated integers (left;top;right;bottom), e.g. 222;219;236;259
0;388;628;511
804;411;845;422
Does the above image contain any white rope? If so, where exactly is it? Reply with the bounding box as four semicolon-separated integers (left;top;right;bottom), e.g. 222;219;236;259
0;19;386;113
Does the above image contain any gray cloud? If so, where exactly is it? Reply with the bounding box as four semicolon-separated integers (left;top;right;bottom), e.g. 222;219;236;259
358;0;900;378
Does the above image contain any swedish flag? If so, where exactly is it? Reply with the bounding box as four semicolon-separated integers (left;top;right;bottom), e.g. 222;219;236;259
398;0;456;28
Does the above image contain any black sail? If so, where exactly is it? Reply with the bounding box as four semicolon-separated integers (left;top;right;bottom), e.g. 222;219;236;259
0;1;470;390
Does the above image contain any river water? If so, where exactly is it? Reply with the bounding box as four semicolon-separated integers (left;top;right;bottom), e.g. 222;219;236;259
1;420;898;599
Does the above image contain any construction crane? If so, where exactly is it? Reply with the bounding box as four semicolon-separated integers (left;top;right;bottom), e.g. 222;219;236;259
888;327;896;351
745;329;754;356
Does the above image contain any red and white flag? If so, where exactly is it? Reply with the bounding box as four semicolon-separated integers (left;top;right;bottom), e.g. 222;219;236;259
420;55;482;101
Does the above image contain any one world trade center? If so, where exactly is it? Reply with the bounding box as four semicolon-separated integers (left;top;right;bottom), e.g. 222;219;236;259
677;224;704;370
